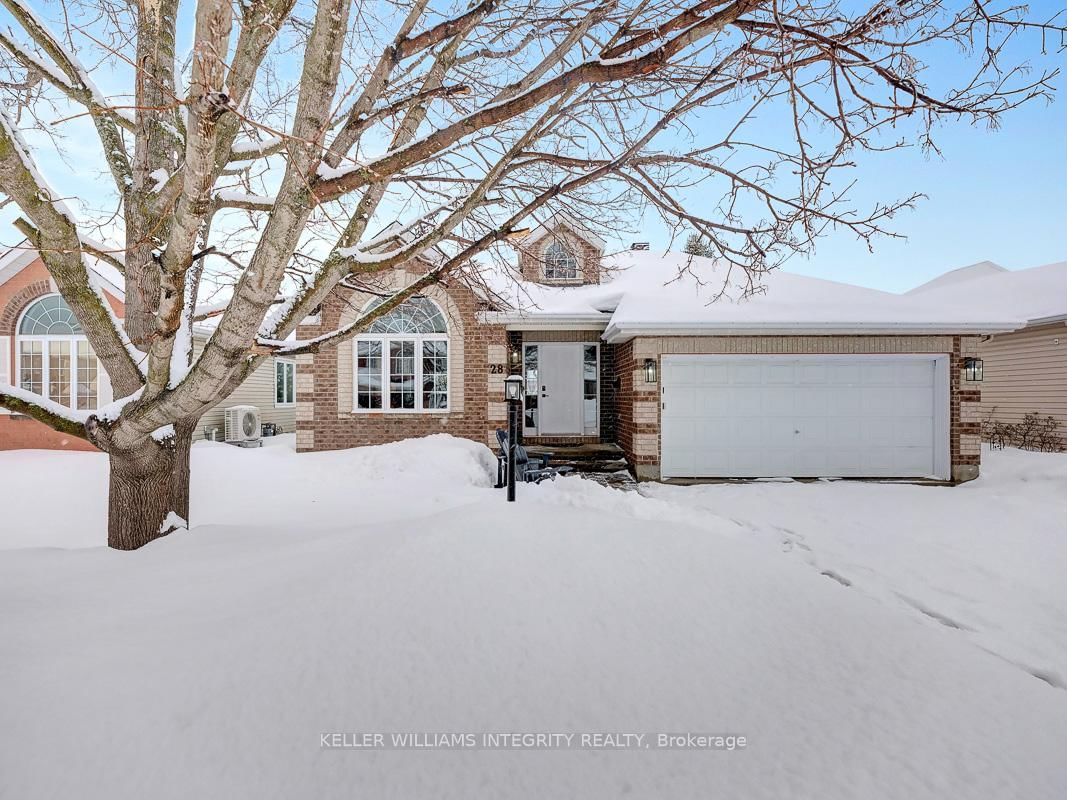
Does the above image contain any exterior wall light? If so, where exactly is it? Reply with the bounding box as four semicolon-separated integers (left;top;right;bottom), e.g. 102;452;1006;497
644;358;658;383
504;374;523;401
963;357;984;382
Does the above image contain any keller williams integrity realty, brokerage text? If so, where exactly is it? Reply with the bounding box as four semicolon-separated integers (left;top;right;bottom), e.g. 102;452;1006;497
320;732;748;751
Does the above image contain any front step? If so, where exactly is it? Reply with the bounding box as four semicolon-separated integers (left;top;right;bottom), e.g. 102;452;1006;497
525;442;636;489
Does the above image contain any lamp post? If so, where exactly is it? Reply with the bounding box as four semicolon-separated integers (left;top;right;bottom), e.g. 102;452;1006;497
504;375;523;502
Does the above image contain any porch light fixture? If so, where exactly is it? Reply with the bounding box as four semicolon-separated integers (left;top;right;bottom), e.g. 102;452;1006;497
644;358;658;383
963;357;984;382
504;374;523;401
509;348;522;369
503;375;524;502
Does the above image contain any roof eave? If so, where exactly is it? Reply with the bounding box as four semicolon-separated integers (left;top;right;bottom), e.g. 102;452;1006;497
1023;313;1067;328
602;320;1024;343
480;311;609;331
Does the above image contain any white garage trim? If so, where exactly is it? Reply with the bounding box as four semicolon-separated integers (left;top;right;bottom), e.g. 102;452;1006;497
660;354;950;480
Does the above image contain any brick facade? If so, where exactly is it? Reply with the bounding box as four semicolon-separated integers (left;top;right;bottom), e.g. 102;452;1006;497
615;335;982;483
517;223;603;285
0;259;98;451
0;279;53;335
295;235;982;485
296;263;509;452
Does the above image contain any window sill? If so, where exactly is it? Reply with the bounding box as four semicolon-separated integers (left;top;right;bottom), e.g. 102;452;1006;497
350;409;451;415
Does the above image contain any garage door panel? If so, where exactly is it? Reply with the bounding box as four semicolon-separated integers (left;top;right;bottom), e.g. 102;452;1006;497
762;388;794;416
794;449;828;474
765;364;796;384
795;418;828;447
828;387;864;416
893;417;933;447
761;417;795;442
729;420;763;447
825;450;864;475
731;387;765;415
897;362;934;386
861;386;901;415
698;363;731;385
862;363;898;385
661;355;945;478
828;363;862;385
894;449;933;475
895;387;935;416
799;364;828;384
826;418;864;446
794;388;831;416
731;364;763;385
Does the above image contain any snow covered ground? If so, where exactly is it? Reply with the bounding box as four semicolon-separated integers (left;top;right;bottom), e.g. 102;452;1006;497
1;436;1065;798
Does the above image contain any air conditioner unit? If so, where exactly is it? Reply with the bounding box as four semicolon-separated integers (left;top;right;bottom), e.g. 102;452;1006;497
224;405;261;444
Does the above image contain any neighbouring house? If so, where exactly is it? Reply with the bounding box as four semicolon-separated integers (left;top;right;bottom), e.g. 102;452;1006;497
296;214;1022;482
0;243;296;450
906;259;1067;447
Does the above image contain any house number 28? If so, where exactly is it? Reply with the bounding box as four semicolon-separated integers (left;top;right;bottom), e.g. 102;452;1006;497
488;364;506;374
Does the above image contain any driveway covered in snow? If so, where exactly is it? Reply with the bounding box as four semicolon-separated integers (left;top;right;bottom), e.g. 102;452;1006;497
1;437;1065;799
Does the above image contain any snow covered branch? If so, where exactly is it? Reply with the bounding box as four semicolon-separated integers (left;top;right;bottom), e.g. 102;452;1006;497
0;0;132;186
0;382;89;439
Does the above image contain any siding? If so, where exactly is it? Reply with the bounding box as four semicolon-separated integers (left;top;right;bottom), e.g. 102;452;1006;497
194;336;297;441
979;323;1067;431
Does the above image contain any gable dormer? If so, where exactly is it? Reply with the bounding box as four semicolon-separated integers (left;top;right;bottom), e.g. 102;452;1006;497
517;215;606;286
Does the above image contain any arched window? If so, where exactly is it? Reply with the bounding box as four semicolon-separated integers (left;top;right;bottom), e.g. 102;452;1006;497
354;297;449;412
17;294;98;410
544;240;578;281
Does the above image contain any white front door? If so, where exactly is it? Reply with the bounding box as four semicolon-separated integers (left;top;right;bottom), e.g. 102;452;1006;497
538;344;584;434
660;355;949;479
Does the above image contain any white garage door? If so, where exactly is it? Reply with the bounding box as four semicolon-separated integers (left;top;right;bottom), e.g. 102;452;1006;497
661;355;949;479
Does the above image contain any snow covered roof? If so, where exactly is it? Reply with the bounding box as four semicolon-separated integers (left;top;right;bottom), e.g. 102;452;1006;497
482;250;1024;340
906;260;1008;294
0;240;125;302
904;260;1067;327
521;212;607;251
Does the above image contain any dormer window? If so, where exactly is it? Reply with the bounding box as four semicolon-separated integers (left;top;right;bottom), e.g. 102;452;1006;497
544;241;578;281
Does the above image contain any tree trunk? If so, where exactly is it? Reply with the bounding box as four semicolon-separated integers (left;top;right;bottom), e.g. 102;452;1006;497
168;418;198;523
107;422;196;550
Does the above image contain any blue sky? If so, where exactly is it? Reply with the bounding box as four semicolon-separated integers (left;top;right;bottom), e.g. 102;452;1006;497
785;91;1067;292
3;1;1065;295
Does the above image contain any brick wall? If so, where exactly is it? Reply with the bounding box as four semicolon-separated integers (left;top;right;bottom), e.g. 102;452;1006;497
296;264;508;452
517;223;603;285
1;259;98;451
615;335;982;482
0;416;98;451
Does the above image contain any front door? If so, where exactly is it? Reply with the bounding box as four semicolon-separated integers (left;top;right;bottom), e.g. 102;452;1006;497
537;344;584;434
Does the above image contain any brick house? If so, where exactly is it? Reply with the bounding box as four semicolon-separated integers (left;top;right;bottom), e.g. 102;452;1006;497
298;215;1019;482
0;244;297;450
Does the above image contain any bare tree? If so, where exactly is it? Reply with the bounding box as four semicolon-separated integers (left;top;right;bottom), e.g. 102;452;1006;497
0;0;1063;548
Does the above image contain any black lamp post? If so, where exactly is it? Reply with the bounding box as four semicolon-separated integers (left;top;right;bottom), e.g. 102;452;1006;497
504;375;523;502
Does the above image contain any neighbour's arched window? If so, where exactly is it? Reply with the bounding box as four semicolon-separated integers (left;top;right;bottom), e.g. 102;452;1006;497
354;296;449;412
544;240;579;281
17;294;98;409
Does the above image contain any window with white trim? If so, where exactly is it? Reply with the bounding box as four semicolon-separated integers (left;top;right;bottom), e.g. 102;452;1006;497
275;359;296;406
544;240;578;281
17;294;99;410
354;297;448;412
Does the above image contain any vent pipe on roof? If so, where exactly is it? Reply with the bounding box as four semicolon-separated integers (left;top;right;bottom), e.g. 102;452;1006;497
630;242;649;250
